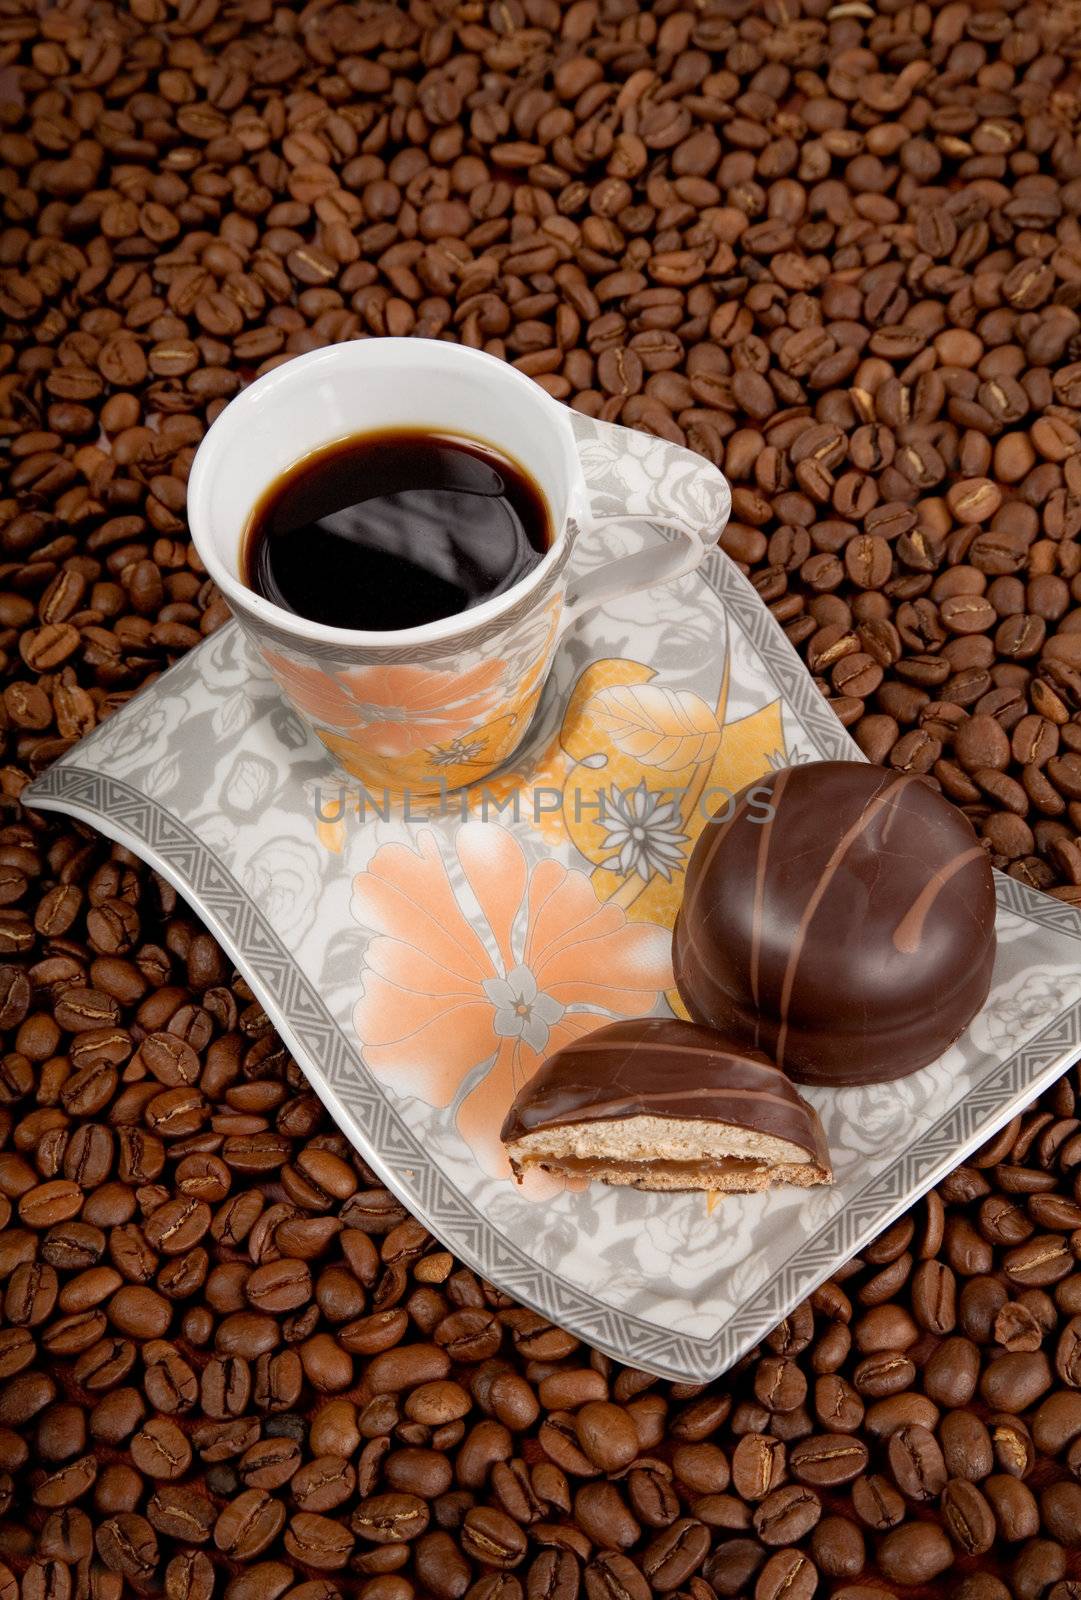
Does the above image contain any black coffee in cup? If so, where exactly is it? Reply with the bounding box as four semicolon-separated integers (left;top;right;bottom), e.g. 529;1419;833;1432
242;429;552;632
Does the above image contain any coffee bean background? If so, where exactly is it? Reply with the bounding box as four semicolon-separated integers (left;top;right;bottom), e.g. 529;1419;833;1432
2;0;1081;1596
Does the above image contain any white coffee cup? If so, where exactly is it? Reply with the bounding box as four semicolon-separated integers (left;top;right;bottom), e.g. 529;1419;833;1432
188;338;729;793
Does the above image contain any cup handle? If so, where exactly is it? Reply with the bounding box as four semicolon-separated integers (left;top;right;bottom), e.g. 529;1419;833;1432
558;414;731;635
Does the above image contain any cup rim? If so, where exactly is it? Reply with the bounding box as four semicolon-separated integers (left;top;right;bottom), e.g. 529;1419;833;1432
187;340;581;650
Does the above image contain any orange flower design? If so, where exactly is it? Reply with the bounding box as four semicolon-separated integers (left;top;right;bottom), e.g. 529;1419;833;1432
352;824;672;1184
320;695;541;796
262;649;507;758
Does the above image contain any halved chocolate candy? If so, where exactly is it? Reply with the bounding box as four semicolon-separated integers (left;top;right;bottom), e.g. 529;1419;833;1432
501;1017;831;1193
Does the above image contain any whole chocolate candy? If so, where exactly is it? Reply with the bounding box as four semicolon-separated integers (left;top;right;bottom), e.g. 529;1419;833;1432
672;761;997;1086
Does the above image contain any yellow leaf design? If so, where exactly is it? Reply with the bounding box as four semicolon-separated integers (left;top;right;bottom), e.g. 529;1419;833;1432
712;698;787;801
561;660;652;765
557;651;787;929
585;684;722;772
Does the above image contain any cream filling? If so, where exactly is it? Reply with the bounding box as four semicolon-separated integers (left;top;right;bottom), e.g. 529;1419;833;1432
523;1154;770;1179
507;1113;812;1168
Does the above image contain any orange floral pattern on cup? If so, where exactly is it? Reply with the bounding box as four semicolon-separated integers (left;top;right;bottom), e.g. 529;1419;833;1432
322;695;542;795
256;590;564;794
352;822;672;1183
262;650;507;755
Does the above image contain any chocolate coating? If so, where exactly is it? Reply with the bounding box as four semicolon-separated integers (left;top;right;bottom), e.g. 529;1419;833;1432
500;1016;831;1174
673;761;997;1086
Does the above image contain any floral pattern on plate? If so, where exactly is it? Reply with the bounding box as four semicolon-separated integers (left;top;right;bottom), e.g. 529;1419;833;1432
352;822;671;1186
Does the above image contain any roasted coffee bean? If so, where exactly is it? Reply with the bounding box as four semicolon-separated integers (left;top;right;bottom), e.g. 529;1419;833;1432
752;1485;820;1546
627;1517;701;1591
130;1417;192;1480
810;1516;864;1579
877;1522;954;1584
352;1494;429;1545
910;1259;956;1334
624;1466;677;1530
924;1336;980;1407
989;1415;1036;1480
851;1472;905;1532
789;1434;867;1487
583;1554;649;1600
986;1474;1041;1541
525;1550;576;1600
213;1490;286;1559
574;1403;638;1473
238;1437;302;1491
415;1530;472;1599
753;1549;817;1600
941;1479;997;1554
574;1481;638;1550
1032;1390;1081;1456
941;1410;995;1482
981;1352;1054;1412
731;1435;785;1501
886;1424;947;1501
1040;1481;1081;1544
461;1508;527;1568
283;1512;354;1570
95;1514;158;1579
671;1445;729;1496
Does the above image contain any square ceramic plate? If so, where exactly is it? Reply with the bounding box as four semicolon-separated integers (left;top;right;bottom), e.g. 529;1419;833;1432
26;413;1081;1382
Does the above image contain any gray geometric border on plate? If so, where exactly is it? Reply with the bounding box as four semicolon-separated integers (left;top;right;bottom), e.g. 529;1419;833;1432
27;521;1081;1381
